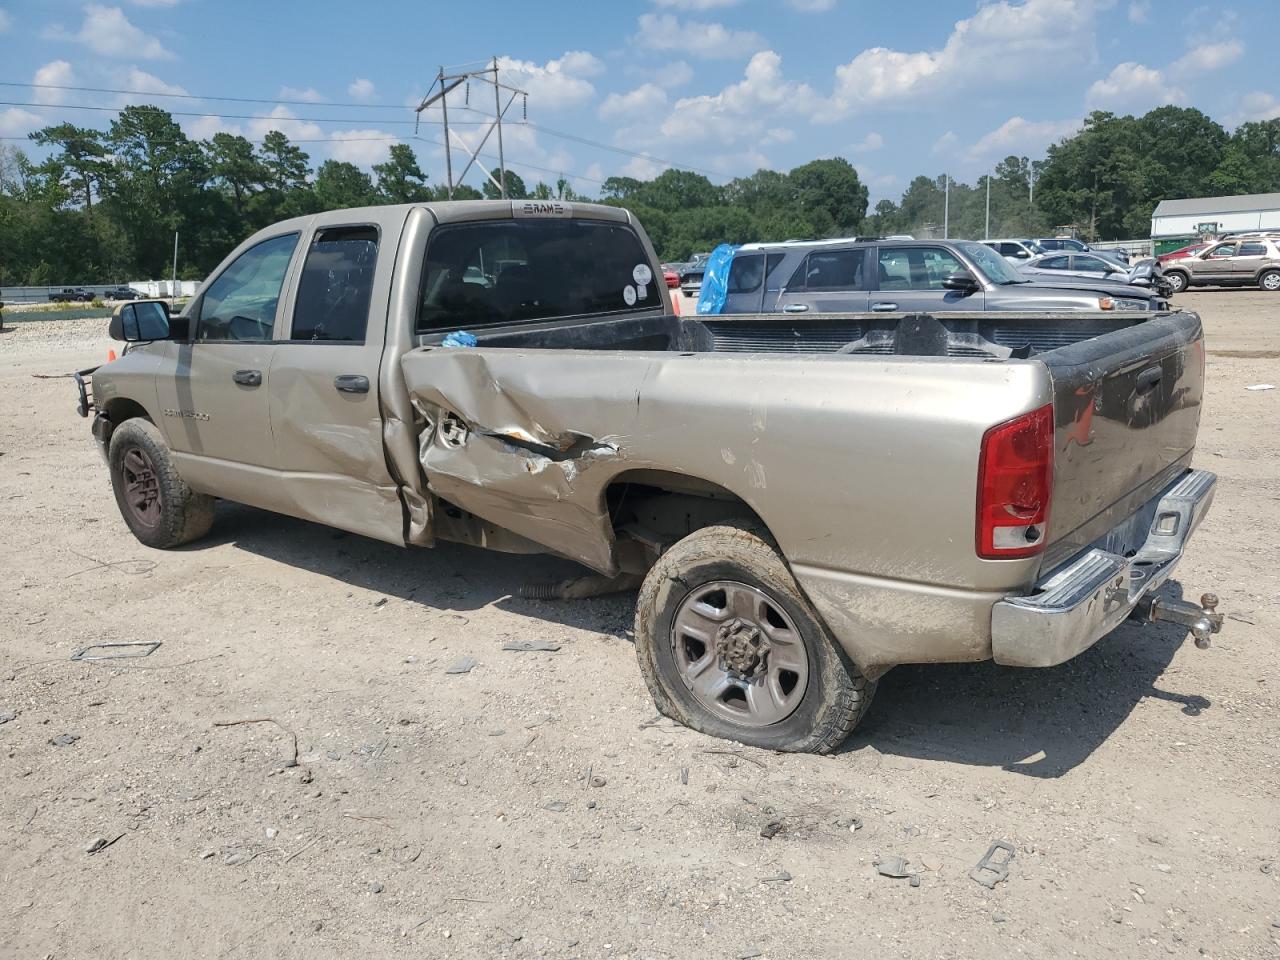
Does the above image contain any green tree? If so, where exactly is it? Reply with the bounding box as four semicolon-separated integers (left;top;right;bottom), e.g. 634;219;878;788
481;167;529;199
787;158;868;236
206;133;266;216
374;144;432;202
28;123;109;214
313;160;377;209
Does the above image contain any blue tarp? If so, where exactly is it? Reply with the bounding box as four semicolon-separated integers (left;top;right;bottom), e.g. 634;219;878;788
696;243;739;315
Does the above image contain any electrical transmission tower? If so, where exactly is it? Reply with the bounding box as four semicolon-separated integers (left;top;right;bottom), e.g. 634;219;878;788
415;57;527;199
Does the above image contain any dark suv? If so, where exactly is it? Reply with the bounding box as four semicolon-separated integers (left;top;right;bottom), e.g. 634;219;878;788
724;239;1167;315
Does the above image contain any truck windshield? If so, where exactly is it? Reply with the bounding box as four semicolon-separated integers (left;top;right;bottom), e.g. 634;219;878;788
956;241;1027;285
417;218;660;332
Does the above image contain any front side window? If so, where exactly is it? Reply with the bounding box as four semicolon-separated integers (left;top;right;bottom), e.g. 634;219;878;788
1038;255;1070;270
291;226;379;342
877;246;963;290
198;233;299;342
417;218;657;333
1206;242;1238;259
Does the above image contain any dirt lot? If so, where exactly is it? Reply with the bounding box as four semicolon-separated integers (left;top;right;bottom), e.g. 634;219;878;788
2;291;1277;960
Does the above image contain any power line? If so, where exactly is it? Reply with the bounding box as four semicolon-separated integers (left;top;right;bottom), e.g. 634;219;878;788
0;99;487;126
1;135;401;145
0;80;415;110
410;134;606;187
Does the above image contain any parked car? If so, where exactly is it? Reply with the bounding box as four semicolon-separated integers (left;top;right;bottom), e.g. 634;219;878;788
102;286;142;300
1035;237;1131;265
1157;242;1208;264
659;264;681;289
1020;251;1167;294
48;287;94;302
980;239;1045;263
679;252;710;296
744;239;1167;316
1160;236;1280;292
75;199;1223;754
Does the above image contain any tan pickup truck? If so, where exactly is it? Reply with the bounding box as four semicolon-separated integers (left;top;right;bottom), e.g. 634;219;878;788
76;199;1224;753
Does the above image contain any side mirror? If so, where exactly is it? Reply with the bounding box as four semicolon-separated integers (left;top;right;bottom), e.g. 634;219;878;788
943;269;979;292
109;300;170;342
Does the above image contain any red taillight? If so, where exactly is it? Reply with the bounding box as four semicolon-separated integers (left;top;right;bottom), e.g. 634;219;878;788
976;404;1054;559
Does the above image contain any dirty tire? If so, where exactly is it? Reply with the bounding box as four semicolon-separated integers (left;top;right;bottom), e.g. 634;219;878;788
1259;269;1280;292
634;522;874;754
108;418;214;549
1164;270;1188;294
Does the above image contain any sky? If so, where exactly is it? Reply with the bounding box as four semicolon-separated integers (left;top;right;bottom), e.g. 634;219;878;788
1;0;1277;205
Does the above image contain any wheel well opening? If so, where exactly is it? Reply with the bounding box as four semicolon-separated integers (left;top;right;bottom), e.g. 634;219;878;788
605;469;770;555
103;398;152;426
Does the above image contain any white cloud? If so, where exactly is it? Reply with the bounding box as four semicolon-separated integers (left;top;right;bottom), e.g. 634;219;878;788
1234;91;1280;123
33;61;75;105
185;115;241;140
279;85;324;103
497;51;603;109
115;66;187;107
1128;1;1150;22
831;0;1096;111
651;0;740;7
1169;40;1243;76
961;116;1082;162
0;107;44;137
1086;62;1185;110
0;10;11;32
46;4;172;60
762;127;795;145
599;83;668;121
347;78;376;100
655;60;694;89
329;130;396;166
787;0;835;10
660;51;820;143
637;13;765;59
850;131;883;152
622;156;665;180
130;0;180;6
248;105;325;143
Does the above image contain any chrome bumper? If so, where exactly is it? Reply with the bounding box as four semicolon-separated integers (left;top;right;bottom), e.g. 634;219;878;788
991;469;1217;667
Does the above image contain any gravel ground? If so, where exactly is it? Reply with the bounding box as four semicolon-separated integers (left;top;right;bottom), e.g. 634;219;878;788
2;291;1278;959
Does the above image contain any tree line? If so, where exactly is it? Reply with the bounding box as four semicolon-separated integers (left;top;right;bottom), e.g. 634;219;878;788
1;102;1277;285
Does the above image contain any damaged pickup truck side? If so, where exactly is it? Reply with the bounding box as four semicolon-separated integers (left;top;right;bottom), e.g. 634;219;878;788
77;200;1224;753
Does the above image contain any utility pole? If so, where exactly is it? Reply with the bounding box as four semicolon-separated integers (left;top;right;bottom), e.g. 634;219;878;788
984;173;991;240
171;231;178;297
416;60;527;199
943;173;950;239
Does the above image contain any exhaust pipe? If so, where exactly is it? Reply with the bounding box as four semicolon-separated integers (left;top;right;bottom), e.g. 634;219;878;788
1137;592;1223;648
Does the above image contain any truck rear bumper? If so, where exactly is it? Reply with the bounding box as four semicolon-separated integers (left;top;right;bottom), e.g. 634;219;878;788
991;469;1216;667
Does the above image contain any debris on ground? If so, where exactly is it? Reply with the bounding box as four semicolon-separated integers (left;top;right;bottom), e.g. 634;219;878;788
49;733;81;747
501;640;562;652
589;775;607;788
1245;383;1275;391
760;871;792;883
212;717;299;769
970;840;1016;889
85;835;123;854
544;801;568;813
0;709;15;724
875;855;913;879
760;821;783;840
71;641;162;661
444;657;478;675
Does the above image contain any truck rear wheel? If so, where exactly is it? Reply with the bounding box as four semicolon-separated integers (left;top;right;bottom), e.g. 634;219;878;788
108;418;214;549
634;522;874;754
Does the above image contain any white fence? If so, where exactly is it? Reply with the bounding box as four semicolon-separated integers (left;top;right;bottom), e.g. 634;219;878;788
1091;238;1153;259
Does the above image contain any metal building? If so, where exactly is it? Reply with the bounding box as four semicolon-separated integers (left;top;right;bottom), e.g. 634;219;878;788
1150;192;1280;254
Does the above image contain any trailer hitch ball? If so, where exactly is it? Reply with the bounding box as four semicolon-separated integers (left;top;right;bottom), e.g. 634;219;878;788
1193;593;1220;649
1141;591;1224;649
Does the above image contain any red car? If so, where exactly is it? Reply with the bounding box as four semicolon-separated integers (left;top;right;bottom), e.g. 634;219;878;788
661;266;679;289
1158;242;1207;264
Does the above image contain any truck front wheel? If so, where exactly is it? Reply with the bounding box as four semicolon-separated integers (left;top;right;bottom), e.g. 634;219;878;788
634;522;875;754
108;418;214;549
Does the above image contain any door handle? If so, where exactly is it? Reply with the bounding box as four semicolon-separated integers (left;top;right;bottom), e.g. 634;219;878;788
871;302;899;312
232;369;262;387
782;303;809;313
334;374;370;394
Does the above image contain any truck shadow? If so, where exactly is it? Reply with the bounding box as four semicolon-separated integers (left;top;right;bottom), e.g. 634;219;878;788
200;502;637;638
848;601;1210;778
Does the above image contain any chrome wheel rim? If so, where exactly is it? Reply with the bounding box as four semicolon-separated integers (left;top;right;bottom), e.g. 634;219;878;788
670;580;810;728
1169;274;1186;292
1263;273;1280;291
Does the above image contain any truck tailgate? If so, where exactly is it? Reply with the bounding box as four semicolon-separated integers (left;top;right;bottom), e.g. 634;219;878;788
1039;311;1205;571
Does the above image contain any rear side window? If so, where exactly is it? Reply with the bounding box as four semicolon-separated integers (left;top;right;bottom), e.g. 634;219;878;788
1038;255;1070;270
291;226;379;342
727;254;765;293
795;250;865;291
417;218;657;333
1238;241;1267;256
